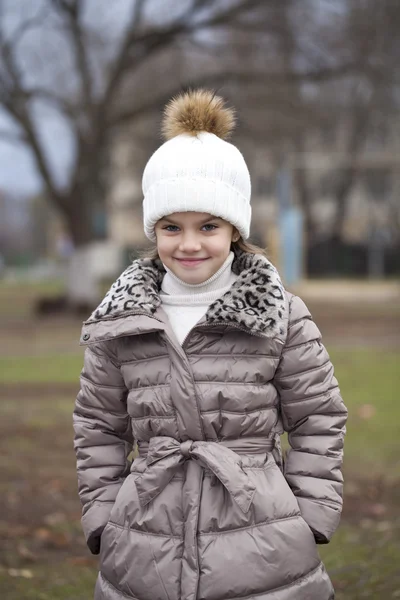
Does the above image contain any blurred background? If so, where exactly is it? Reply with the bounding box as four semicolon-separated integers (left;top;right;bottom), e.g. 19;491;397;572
0;1;399;598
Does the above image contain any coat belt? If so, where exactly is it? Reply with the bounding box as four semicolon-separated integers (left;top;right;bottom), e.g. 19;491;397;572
135;436;275;514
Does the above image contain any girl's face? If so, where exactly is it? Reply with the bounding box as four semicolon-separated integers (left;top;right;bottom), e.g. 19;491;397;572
155;212;237;284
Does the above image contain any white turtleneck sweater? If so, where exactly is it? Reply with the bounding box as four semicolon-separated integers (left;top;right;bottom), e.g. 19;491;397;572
160;252;238;345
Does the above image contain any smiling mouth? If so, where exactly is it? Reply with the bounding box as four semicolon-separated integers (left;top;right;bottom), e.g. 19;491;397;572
174;258;209;266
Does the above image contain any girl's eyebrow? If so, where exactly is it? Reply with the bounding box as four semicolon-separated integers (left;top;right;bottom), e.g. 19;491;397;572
199;216;222;224
160;216;222;225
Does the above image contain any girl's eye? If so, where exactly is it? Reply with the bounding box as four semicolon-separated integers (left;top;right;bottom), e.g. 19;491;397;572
162;224;217;232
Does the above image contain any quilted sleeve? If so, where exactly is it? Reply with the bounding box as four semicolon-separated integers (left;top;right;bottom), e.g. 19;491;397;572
73;342;134;554
273;294;347;543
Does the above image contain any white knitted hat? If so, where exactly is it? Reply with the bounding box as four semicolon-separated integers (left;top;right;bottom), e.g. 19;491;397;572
142;89;251;241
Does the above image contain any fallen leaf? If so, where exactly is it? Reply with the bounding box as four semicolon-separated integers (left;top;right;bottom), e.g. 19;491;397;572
34;527;70;548
34;528;52;542
2;524;30;539
47;532;70;548
45;479;65;492
357;404;376;419
68;556;97;566
367;502;386;517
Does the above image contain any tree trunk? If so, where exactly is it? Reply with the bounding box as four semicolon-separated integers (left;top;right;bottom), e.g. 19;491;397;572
292;162;316;245
63;197;95;247
66;245;101;307
330;102;371;241
51;188;105;308
330;165;358;241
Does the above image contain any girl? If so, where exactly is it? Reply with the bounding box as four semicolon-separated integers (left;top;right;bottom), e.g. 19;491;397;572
74;89;347;600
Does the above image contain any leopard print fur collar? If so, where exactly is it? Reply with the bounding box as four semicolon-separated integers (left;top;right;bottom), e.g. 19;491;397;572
85;250;288;338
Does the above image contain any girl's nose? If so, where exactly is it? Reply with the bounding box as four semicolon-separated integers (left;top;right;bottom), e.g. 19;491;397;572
178;234;201;253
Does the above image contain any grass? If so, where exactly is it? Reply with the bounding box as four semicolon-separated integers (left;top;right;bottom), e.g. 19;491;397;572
0;280;65;319
0;353;83;384
330;348;400;477
281;348;399;480
0;565;97;600
320;522;400;598
0;279;399;599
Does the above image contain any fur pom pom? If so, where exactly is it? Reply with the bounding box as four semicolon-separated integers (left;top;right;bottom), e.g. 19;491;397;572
162;89;236;141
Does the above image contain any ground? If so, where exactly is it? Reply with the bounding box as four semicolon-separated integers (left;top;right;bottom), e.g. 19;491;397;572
0;279;399;599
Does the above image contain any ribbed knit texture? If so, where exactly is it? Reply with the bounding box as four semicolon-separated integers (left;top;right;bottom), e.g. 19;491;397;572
142;132;251;241
161;252;237;344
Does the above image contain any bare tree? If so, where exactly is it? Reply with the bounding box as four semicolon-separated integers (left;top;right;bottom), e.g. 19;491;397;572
0;0;375;252
0;0;272;247
288;0;400;245
187;0;393;246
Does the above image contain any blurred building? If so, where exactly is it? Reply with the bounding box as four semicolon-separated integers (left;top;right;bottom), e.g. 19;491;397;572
104;112;400;279
0;190;44;265
295;120;400;244
108;126;399;242
107;140;147;249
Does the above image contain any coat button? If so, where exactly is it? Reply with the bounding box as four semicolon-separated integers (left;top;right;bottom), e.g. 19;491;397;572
82;333;90;341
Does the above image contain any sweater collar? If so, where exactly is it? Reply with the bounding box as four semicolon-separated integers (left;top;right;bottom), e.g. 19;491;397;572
83;250;288;340
161;251;237;303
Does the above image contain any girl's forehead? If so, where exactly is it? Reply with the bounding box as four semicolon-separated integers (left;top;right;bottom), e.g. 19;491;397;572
159;212;223;225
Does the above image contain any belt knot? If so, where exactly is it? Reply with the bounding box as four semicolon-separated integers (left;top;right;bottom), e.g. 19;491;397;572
135;435;259;514
180;440;193;458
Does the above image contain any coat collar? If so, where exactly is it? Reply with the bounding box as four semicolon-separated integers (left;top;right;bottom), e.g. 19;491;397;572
83;250;288;341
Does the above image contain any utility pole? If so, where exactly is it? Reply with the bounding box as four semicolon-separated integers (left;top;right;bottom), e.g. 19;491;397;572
276;165;304;287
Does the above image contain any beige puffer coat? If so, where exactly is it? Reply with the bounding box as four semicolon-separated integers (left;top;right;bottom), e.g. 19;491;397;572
74;251;347;600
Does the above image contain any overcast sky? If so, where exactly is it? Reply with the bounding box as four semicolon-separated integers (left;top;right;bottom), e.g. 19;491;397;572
0;0;135;199
0;110;75;198
0;0;344;199
0;140;41;197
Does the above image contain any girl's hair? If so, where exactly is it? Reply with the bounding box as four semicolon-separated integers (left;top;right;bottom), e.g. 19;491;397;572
139;233;268;261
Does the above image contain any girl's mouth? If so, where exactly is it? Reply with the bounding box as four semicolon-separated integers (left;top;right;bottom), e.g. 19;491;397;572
174;258;209;267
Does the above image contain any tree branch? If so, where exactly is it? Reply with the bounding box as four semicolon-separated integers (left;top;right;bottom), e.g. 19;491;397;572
98;0;147;113
0;3;51;61
0;36;63;204
54;0;94;114
100;0;265;117
330;102;372;239
108;62;373;129
25;86;79;119
10;101;67;205
132;0;146;30
0;128;27;145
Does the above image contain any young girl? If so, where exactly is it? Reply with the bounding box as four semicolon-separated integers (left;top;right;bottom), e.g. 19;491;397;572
74;89;347;600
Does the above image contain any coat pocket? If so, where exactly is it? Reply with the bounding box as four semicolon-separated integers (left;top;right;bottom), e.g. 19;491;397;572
104;473;137;528
98;476;135;565
266;460;320;546
239;455;301;525
269;458;302;512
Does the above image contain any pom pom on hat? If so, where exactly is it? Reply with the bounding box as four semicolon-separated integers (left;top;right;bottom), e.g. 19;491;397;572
162;89;236;141
142;88;252;242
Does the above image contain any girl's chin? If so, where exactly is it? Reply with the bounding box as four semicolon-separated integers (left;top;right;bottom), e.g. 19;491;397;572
179;274;209;284
174;268;212;284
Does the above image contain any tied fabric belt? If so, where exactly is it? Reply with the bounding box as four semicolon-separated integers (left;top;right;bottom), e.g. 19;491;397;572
135;436;275;514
